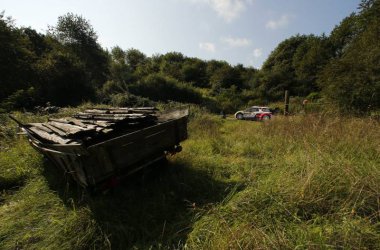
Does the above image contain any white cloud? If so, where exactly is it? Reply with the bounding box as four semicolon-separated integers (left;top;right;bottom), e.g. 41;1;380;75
199;42;216;52
248;48;263;68
266;14;292;30
253;48;262;58
222;37;251;47
209;0;245;22
186;0;252;22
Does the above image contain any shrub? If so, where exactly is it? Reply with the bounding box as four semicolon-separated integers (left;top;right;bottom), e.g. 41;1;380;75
129;73;203;104
109;92;154;107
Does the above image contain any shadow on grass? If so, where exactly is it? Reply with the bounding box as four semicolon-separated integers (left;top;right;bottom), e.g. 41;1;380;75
43;159;239;249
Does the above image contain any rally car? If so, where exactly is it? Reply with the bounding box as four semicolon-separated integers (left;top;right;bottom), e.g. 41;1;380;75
234;106;272;121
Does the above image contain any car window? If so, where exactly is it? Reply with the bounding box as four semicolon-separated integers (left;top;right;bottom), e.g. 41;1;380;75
245;107;259;112
261;108;270;112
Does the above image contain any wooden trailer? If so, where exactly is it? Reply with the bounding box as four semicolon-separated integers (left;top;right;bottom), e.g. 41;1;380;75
11;107;189;188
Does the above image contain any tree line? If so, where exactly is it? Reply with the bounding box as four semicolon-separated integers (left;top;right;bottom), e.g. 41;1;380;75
0;0;379;113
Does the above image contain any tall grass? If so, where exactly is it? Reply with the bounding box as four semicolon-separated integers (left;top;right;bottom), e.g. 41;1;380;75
0;110;379;249
185;114;380;249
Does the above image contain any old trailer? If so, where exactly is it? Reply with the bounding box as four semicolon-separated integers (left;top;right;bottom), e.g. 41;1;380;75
11;107;188;188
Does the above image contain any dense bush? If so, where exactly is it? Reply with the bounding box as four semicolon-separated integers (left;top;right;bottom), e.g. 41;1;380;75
129;73;203;104
109;92;154;107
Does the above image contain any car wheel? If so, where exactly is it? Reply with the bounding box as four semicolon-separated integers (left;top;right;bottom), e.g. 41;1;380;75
262;115;270;121
236;113;244;120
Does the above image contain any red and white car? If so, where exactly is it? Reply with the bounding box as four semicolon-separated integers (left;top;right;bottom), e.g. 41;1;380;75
235;106;272;121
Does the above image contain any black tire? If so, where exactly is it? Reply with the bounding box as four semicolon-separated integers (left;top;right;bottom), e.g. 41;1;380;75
262;115;270;121
236;113;244;120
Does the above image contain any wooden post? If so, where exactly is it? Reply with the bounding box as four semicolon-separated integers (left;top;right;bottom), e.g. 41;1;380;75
284;90;290;116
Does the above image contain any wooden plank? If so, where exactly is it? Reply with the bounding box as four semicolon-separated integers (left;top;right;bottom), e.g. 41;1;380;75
29;127;73;144
29;123;53;134
48;118;72;124
49;118;91;129
48;121;90;135
78;112;146;118
42;123;67;137
66;118;89;128
78;119;115;128
84;108;157;115
74;115;144;122
84;109;110;114
94;107;157;111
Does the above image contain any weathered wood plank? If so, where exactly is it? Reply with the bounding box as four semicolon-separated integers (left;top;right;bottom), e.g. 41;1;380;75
29;127;73;144
48;121;91;135
49;118;91;129
66;118;89;128
48;118;72;124
84;108;157;115
77;112;146;118
74;114;149;122
78;119;114;128
29;123;53;134
93;107;157;111
42;123;67;137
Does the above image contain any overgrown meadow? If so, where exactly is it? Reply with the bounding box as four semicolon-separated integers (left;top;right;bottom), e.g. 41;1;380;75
0;108;379;249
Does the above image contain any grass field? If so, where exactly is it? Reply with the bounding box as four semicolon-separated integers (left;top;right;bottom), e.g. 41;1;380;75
0;109;379;249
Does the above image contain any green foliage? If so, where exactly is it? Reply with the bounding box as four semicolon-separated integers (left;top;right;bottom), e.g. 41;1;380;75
0;87;37;110
49;12;109;88
0;14;35;102
292;35;333;94
329;14;359;57
109;92;154;107
159;52;185;80
318;0;380;112
130;73;203;104
181;58;208;87
125;48;147;71
51;12;98;46
214;86;244;113
256;34;334;101
210;64;242;92
35;49;93;106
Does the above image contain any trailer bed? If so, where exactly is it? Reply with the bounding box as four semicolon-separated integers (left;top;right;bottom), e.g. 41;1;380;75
15;107;189;187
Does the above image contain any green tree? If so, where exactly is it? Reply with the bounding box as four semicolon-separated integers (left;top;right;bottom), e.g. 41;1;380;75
181;58;208;87
254;34;334;100
318;0;380;112
129;73;202;103
0;13;35;102
210;64;240;93
125;48;146;72
329;14;359;57
160;52;185;80
107;46;132;90
49;13;109;88
35;49;91;106
292;35;334;95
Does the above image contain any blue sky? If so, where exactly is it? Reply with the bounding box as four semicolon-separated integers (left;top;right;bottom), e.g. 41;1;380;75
1;0;360;68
